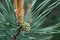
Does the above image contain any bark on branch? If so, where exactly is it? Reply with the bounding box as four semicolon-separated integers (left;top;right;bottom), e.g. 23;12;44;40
12;26;22;40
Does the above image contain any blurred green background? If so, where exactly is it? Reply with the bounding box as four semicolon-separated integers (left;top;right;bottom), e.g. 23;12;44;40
0;0;60;40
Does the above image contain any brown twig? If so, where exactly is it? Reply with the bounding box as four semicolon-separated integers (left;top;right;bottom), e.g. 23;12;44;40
12;26;22;40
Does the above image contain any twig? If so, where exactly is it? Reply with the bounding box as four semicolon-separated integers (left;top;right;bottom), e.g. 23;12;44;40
12;26;22;40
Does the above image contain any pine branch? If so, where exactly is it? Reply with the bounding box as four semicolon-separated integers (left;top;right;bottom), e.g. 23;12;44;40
13;0;24;40
12;26;22;40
